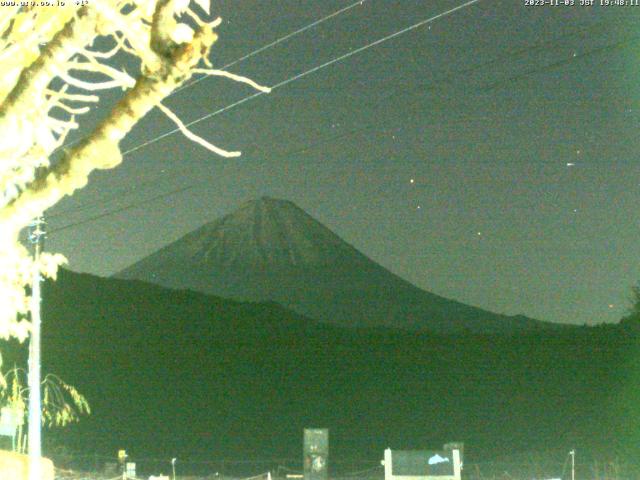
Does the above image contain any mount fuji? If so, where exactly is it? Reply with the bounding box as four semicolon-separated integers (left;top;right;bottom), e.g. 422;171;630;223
115;197;556;334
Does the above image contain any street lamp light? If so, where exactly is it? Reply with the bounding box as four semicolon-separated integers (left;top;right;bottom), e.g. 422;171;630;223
569;449;575;480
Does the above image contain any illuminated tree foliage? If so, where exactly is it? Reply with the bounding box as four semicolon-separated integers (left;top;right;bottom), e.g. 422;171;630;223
0;2;269;341
0;366;90;442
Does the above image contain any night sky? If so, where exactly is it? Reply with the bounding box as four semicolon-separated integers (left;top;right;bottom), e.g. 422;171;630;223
44;0;640;325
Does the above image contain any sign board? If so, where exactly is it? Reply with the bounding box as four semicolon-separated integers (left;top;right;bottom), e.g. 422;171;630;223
304;428;328;480
391;450;455;477
383;445;462;480
126;462;136;477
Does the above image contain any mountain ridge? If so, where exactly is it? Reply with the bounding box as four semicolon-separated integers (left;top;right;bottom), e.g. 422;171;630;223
21;268;636;468
115;196;562;334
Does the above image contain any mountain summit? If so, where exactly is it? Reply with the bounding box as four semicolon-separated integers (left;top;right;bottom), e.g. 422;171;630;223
159;196;369;269
116;197;552;333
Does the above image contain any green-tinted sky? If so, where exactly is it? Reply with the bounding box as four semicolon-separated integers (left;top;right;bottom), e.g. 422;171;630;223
45;0;640;325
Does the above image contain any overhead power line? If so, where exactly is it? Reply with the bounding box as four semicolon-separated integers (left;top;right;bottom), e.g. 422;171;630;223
171;0;370;96
50;0;484;234
53;15;624;222
49;185;195;234
51;16;635;234
482;33;640;91
122;0;483;156
255;20;626;162
49;0;482;227
52;0;370;155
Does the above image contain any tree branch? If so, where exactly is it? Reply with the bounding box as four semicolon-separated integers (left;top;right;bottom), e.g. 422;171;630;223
157;102;240;157
0;8;95;119
0;24;218;234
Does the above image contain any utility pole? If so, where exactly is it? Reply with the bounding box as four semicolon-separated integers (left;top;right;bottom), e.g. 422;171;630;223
27;216;45;480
